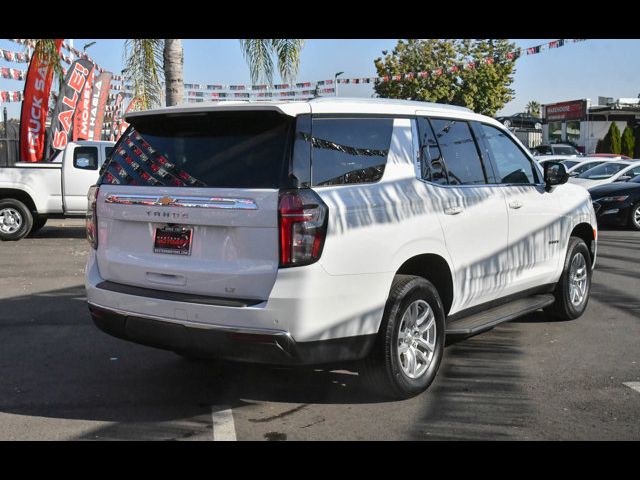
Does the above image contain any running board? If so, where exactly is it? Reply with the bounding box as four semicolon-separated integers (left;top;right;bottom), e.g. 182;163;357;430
445;294;555;335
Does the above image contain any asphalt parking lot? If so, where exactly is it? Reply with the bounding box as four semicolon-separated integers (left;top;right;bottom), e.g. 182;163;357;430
0;219;639;440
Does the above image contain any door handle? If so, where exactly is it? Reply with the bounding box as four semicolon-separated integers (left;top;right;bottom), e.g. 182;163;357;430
444;205;464;215
509;200;523;210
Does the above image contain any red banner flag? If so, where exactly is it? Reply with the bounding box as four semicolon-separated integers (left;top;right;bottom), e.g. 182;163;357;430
88;72;112;141
73;66;95;141
19;39;63;162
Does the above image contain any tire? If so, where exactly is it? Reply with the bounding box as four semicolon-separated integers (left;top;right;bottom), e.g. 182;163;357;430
544;237;592;320
0;199;33;241
359;275;446;399
503;119;512;128
27;215;48;237
628;202;640;231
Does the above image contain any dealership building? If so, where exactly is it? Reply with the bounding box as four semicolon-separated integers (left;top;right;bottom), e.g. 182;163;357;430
541;97;640;154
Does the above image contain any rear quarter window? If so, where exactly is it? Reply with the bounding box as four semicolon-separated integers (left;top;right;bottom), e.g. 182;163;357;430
310;117;394;187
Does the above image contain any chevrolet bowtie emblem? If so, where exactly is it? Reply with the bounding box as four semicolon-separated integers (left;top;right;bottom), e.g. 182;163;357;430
158;196;175;205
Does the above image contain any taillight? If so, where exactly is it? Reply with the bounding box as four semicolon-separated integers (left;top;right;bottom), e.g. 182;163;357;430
278;189;328;267
87;185;99;249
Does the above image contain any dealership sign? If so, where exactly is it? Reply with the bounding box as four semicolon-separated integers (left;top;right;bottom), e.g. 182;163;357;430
543;99;587;122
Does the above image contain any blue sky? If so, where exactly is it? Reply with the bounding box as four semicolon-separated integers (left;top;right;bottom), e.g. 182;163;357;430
2;39;640;119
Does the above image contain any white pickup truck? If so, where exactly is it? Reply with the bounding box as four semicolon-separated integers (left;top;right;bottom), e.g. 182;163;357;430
0;140;115;241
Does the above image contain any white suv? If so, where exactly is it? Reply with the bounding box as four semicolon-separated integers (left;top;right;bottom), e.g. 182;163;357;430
85;98;597;399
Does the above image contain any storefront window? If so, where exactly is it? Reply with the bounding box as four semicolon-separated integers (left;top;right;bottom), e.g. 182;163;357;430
549;122;563;142
567;121;580;143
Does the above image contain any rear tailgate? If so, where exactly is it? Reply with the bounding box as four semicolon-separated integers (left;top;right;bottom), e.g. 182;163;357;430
96;185;279;301
94;109;300;301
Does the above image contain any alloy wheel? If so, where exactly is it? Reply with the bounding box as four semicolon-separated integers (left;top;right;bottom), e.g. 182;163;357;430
397;299;436;379
568;252;588;307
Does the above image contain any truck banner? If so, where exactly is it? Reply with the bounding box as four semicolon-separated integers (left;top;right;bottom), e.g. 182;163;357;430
88;72;112;141
47;58;95;155
72;65;96;141
19;39;62;162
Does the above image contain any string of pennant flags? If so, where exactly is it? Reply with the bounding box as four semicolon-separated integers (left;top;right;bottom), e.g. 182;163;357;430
179;39;586;94
2;38;587;106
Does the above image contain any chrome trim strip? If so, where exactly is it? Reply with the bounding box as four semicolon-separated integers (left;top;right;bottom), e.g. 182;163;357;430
88;302;291;337
104;193;258;210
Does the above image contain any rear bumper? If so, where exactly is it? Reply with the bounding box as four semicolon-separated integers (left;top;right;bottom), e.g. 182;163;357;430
88;303;375;366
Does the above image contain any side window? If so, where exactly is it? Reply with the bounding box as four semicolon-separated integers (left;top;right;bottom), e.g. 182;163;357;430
429;118;487;185
478;124;538;184
310;117;393;186
73;146;98;170
417;117;448;184
628;166;640;179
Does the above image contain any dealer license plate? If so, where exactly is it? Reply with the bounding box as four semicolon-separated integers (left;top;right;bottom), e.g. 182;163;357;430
154;225;193;255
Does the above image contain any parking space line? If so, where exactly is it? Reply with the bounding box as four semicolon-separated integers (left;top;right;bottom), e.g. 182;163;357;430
623;382;640;394
211;407;237;441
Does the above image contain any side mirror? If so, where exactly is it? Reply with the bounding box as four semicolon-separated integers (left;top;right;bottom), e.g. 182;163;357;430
544;161;569;189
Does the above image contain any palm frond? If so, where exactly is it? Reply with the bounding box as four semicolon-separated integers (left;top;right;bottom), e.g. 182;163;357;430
271;39;304;84
25;39;64;84
240;39;275;85
122;39;164;110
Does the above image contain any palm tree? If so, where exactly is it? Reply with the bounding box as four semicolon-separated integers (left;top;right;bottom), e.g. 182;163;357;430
526;100;541;117
239;39;305;84
26;38;305;112
124;39;304;109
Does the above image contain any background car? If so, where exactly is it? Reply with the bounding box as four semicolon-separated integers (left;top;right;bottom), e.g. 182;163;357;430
569;160;640;189
589;154;631;160
590;175;640;230
566;158;620;177
532;144;582;156
536;156;584;170
495;112;542;130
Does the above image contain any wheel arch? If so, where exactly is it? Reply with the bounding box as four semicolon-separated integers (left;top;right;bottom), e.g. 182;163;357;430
395;253;454;316
0;188;38;214
570;222;596;265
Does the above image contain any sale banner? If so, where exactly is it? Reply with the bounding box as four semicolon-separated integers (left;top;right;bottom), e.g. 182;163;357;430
19;39;63;162
73;65;96;141
47;58;95;156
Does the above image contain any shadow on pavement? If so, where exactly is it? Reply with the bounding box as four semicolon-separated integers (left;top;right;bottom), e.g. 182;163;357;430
29;225;86;240
0;285;392;440
411;322;535;440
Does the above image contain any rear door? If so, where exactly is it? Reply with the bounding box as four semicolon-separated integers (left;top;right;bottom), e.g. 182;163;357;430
95;109;302;301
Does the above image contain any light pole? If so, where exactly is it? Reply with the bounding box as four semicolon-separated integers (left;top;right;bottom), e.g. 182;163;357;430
334;72;344;97
83;41;97;52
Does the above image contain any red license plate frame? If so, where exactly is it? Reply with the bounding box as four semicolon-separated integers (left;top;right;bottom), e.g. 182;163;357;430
153;225;193;255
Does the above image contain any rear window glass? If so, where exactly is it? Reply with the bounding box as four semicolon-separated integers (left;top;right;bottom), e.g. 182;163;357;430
99;111;294;188
310;117;393;186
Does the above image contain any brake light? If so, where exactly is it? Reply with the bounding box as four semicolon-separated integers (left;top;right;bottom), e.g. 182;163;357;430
87;185;99;249
278;189;328;267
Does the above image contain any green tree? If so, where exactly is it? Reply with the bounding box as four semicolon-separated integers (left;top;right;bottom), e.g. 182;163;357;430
609;122;622;154
526;100;541;117
373;39;518;116
620;125;635;158
634;126;640;158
